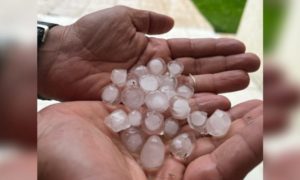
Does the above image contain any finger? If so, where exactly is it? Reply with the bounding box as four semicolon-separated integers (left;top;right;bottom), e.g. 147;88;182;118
127;6;174;34
228;99;262;120
179;53;260;75
189;93;231;115
227;105;263;136
179;70;250;93
154;157;185;180
167;38;246;58
164;93;230;120
184;115;263;180
186;104;262;163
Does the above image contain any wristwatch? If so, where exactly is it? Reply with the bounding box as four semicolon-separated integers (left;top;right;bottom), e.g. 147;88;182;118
37;21;58;48
37;21;58;100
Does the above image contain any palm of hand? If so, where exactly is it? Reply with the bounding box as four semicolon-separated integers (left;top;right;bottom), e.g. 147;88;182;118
39;102;150;180
38;100;262;180
40;6;171;100
38;6;262;179
70;7;155;64
39;6;259;101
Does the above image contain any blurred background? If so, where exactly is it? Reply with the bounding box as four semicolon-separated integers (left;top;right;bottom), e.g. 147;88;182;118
264;0;300;179
0;0;36;179
37;0;263;179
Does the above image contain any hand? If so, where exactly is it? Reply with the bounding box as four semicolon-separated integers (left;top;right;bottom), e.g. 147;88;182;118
157;100;263;180
38;6;260;101
38;99;262;180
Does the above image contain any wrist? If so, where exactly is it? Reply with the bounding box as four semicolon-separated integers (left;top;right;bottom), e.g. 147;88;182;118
38;25;66;99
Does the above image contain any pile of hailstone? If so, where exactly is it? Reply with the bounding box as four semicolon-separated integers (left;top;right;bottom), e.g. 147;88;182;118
101;58;232;171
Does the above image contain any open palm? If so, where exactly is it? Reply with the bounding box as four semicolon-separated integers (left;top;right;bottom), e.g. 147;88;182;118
38;6;259;101
38;99;262;180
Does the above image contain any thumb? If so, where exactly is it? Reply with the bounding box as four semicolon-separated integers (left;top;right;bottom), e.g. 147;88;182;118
127;7;174;34
184;115;263;180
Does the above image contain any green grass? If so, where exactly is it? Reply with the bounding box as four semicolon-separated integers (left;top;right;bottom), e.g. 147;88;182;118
192;0;247;33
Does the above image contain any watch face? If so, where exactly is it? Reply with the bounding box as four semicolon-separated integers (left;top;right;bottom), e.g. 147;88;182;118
38;26;45;33
38;27;45;38
37;27;45;47
37;23;55;47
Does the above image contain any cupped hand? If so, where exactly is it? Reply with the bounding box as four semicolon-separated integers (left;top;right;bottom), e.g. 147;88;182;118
38;6;260;101
157;100;263;180
38;98;262;180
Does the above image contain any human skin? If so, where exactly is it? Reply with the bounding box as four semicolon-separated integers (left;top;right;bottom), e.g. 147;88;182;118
38;5;260;101
38;99;262;180
37;5;262;180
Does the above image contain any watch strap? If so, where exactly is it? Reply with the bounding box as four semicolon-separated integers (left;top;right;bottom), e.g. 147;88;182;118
37;21;58;48
37;21;57;100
